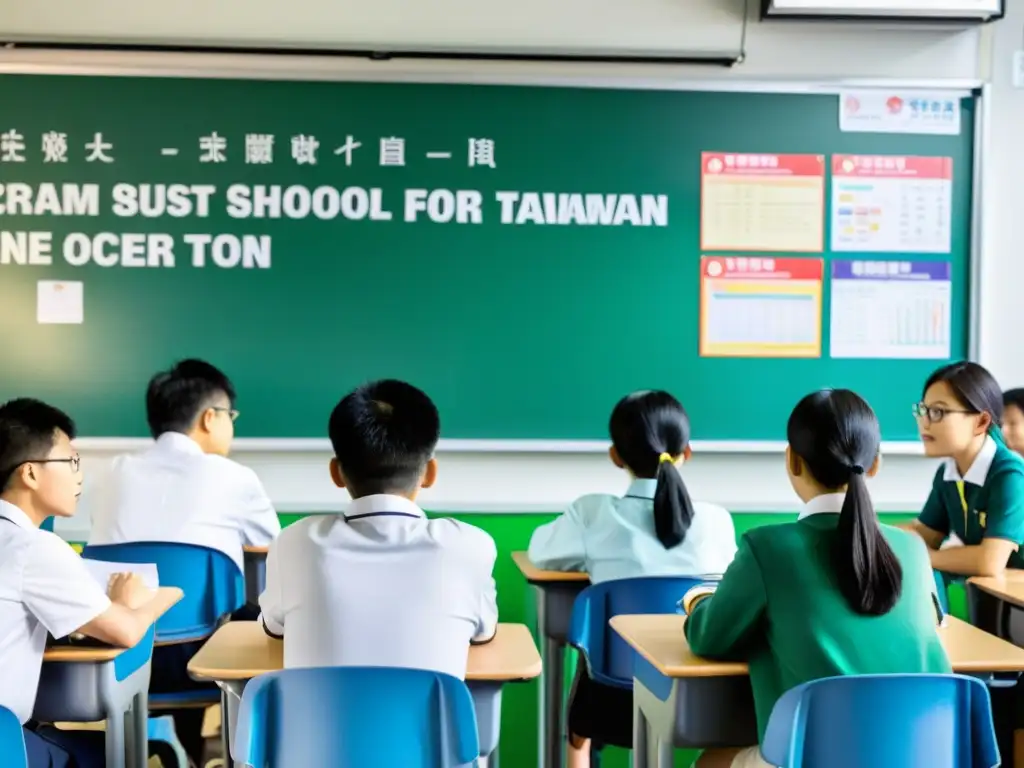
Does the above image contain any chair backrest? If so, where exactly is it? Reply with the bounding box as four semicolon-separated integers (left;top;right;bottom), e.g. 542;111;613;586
568;576;711;688
761;673;999;768
233;667;480;768
0;706;26;768
82;542;245;642
39;517;54;533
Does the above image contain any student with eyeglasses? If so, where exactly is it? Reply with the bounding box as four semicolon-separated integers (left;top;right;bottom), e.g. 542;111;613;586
0;398;178;768
83;358;280;764
905;361;1024;579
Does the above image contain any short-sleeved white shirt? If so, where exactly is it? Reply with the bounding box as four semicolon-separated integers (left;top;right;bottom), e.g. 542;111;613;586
527;478;738;584
258;494;498;680
86;432;281;571
0;500;111;724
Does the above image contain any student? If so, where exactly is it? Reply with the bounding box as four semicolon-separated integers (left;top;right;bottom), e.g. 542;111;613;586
85;359;280;763
681;389;950;768
258;379;498;678
905;361;1024;577
528;390;737;768
87;358;280;571
1004;388;1024;457
0;398;179;768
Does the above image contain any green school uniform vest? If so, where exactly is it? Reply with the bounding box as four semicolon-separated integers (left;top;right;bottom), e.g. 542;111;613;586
685;513;951;744
919;438;1024;567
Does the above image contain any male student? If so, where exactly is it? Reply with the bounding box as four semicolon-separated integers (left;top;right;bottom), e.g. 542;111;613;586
258;379;498;677
87;358;280;570
85;359;280;763
0;398;178;768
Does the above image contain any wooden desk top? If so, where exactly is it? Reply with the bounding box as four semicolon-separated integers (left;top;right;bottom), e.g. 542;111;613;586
43;587;184;663
609;614;1024;678
511;551;589;584
243;545;269;555
969;569;1024;608
188;622;542;682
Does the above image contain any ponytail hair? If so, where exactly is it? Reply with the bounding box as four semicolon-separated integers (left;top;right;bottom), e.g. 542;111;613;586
610;391;695;549
654;452;696;549
788;390;902;616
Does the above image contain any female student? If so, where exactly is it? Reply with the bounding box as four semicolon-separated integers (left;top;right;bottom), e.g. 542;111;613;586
682;389;949;768
528;390;737;768
907;361;1024;577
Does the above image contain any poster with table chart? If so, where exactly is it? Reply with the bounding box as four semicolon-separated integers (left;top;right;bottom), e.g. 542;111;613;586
831;155;953;254
699;256;823;358
829;260;951;360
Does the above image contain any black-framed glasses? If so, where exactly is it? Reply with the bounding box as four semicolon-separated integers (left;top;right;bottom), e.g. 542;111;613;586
0;456;80;490
2;456;82;477
211;407;240;422
912;402;975;424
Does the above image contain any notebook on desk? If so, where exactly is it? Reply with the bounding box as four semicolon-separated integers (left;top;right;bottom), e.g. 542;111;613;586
47;561;160;647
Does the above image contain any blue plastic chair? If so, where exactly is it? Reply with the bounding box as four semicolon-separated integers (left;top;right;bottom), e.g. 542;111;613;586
568;576;714;689
82;542;245;642
762;674;999;768
233;667;480;768
82;542;246;765
0;706;26;768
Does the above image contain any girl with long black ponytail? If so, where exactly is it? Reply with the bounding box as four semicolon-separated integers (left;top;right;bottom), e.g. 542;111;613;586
528;390;737;768
683;389;950;768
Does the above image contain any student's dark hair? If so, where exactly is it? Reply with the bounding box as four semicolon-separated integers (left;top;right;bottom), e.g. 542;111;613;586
787;389;902;617
1004;388;1024;415
609;390;695;549
924;361;1004;428
328;379;441;497
146;359;236;438
0;398;77;491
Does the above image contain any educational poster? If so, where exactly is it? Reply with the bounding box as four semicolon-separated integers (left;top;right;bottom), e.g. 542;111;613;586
839;90;961;136
831;155;953;254
699;256;823;358
700;152;825;253
830;260;951;360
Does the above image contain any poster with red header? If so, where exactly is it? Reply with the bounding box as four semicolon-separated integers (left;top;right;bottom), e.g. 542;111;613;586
700;152;825;253
699;256;823;358
831;154;953;254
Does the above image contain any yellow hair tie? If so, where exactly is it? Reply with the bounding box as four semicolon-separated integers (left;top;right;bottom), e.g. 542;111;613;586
659;453;675;464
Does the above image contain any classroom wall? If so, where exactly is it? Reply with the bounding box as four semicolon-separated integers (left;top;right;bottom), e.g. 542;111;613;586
18;6;992;541
16;8;1017;768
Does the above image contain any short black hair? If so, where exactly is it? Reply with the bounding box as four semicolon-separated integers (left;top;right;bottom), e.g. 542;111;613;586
0;398;77;491
146;359;236;438
328;380;440;497
1005;388;1024;414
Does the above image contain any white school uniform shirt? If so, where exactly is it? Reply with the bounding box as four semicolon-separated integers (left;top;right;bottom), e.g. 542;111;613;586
527;478;738;584
0;500;111;724
86;432;280;571
258;494;498;680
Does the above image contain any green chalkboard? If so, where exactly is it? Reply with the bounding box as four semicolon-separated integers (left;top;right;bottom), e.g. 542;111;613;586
0;74;974;440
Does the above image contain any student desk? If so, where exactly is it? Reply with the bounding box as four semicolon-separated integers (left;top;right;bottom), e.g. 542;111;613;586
610;614;1024;768
968;570;1024;645
242;545;268;604
510;551;589;768
37;588;183;768
187;621;542;768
